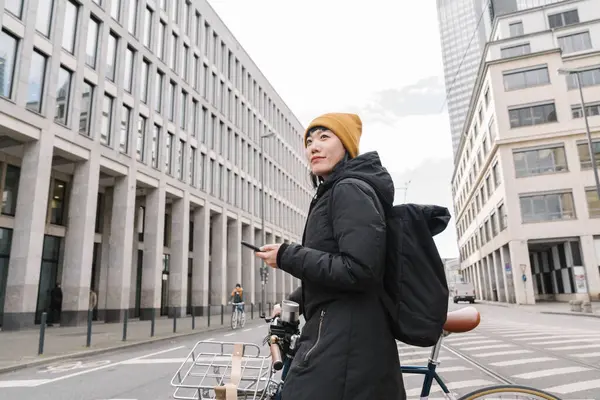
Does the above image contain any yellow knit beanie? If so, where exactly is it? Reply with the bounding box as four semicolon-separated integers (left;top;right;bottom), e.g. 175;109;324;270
304;113;362;158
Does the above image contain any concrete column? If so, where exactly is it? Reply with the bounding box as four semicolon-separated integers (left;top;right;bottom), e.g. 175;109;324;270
580;235;600;298
210;212;227;306
140;185;165;320
60;156;101;326
241;223;254;304
3;134;54;330
226;217;242;297
129;204;140;313
192;204;210;315
486;256;495;301
98;188;113;321
508;240;536;305
168;192;190;317
475;262;483;300
105;172;137;322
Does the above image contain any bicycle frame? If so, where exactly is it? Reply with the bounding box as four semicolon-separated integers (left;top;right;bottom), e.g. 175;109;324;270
400;332;456;400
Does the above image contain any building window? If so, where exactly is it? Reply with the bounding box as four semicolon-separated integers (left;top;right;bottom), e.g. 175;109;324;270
177;139;185;180
548;10;579;29
26;50;48;114
509;21;523;37
585;188;600;218
509;102;557;128
503;66;549;91
49;180;67;225
180;91;187;129
513;145;567;177
501;43;530;58
566;67;600;90
5;0;24;18
0;30;19;99
576;140;600;169
120;105;131;153
137;115;146;162
192;99;199;137
158;21;166;60
519;191;576;223
62;0;78;54
189;147;196;185
498;203;507;230
571;102;600;119
182;45;189;80
558;32;592;54
165;132;174;174
151;124;160;168
140;59;149;103
168;81;176;121
2;164;20;216
86;17;100;68
124;47;134;92
492;163;501;187
101;94;114;145
127;0;138;35
169;33;178;70
79;81;94;135
110;0;121;21
106;32;118;81
36;0;54;37
155;71;163;112
54;66;72;125
143;7;152;48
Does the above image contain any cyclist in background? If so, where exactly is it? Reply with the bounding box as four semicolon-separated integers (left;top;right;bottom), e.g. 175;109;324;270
230;283;244;313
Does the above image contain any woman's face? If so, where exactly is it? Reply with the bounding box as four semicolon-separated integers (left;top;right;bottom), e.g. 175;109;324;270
305;128;346;178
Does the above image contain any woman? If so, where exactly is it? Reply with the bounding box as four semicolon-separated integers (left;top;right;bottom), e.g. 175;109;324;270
256;112;406;400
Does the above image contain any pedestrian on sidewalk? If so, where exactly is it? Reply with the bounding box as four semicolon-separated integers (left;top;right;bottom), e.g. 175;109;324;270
256;113;405;400
48;282;62;326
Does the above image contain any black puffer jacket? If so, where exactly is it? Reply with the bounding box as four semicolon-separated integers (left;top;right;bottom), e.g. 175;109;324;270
276;151;406;400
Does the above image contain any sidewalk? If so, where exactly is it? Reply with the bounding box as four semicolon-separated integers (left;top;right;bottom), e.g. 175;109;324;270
0;312;259;375
476;299;600;318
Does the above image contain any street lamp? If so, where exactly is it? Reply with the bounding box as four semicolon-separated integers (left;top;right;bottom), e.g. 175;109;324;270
394;179;412;203
558;67;599;308
259;130;275;318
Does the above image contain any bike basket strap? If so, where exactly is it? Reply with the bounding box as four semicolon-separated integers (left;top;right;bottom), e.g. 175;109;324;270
214;343;244;400
328;176;451;347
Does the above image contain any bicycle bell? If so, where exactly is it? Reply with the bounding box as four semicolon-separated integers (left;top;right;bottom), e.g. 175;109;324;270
281;300;300;323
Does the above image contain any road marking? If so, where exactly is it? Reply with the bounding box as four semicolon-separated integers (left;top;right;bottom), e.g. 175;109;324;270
512;366;590;379
459;344;514;351
549;344;600;351
473;349;533;357
39;360;112;374
545;379;600;394
0;379;51;388
532;338;598;345
454;339;501;346
574;352;600;358
206;337;215;341
243;328;252;332
399;349;434;357
224;332;235;337
402;356;453;365
490;357;556;367
406;379;494;397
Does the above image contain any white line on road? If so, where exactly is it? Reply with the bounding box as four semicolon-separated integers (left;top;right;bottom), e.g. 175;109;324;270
490;357;556;367
224;332;235;337
549;344;600;351
545;379;600;394
473;349;533;357
0;346;185;388
512;366;590;379
574;352;600;358
406;379;494;397
243;328;252;332
206;337;215;341
459;344;514;351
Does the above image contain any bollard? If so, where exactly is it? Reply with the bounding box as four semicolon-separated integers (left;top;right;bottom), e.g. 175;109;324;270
86;309;93;347
122;309;128;341
268;302;272;317
38;312;47;355
221;304;224;325
192;307;195;330
173;309;177;333
150;310;155;337
208;305;211;327
251;303;254;320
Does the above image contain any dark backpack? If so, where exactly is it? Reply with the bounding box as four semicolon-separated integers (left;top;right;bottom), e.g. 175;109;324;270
329;177;450;347
233;290;243;303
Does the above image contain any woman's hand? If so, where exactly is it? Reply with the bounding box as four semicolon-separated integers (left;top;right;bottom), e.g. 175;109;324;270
256;243;282;269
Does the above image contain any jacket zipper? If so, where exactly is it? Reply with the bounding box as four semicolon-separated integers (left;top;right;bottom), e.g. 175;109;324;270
303;310;326;363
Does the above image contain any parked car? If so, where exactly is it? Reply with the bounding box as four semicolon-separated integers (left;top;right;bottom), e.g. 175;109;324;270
453;282;476;303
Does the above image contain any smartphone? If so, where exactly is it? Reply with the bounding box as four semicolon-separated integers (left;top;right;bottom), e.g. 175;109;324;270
241;240;262;252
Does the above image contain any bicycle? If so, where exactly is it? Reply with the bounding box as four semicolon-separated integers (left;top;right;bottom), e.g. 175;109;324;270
229;301;246;330
171;301;562;399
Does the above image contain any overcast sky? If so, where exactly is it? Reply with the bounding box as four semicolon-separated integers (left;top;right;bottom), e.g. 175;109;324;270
207;0;458;258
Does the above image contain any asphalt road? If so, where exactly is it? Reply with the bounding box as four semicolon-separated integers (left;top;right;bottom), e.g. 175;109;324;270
0;303;599;399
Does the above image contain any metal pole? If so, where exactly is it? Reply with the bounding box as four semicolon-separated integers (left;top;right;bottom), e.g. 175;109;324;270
575;71;598;307
259;135;267;318
38;312;47;355
86;309;93;347
576;72;600;199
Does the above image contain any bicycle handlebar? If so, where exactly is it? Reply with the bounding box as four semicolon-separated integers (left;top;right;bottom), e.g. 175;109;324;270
268;335;283;371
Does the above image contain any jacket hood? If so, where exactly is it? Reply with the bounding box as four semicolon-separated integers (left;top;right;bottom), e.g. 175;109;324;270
322;151;395;208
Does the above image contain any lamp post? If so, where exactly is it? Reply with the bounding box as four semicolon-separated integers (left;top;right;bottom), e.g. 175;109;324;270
558;67;599;308
394;179;412;203
259;130;275;318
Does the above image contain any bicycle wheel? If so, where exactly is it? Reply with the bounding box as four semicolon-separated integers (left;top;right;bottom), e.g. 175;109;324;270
458;384;561;399
231;310;238;329
240;311;246;328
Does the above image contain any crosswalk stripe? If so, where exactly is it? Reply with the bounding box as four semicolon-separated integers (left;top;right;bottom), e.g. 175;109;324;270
490;357;556;367
459;344;514;351
453;339;501;346
512;366;590;379
574;352;600;358
405;379;494;397
548;344;600;351
531;338;597;345
402;356;453;365
545;379;600;394
473;349;533;357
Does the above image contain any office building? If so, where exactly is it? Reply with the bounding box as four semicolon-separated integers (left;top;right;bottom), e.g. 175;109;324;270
436;0;564;160
0;0;312;330
452;0;600;305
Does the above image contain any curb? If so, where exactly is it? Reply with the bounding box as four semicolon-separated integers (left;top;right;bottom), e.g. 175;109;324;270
540;311;600;319
0;320;259;376
477;300;600;318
